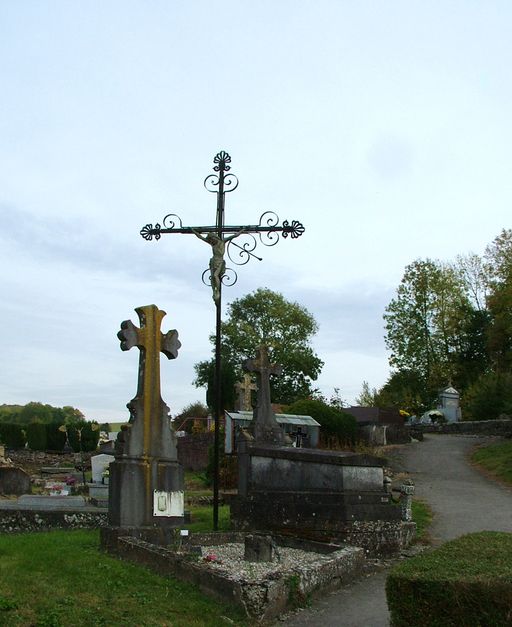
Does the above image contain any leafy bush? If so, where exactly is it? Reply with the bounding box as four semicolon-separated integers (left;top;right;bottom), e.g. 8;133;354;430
0;423;26;449
462;370;512;420
26;422;47;451
285;398;357;446
386;531;512;626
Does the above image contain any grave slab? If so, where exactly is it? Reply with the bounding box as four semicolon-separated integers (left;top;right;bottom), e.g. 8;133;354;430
17;495;87;509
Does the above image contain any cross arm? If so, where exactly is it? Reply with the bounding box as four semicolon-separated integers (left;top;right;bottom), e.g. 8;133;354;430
118;319;139;351
140;220;305;241
161;329;181;360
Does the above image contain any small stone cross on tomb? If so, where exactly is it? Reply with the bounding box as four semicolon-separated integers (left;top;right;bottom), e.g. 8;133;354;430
243;345;286;445
235;374;258;411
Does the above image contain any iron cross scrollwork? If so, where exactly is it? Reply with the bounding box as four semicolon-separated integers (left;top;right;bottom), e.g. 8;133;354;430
139;151;305;302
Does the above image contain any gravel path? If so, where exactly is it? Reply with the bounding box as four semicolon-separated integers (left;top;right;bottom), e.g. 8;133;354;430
278;433;512;626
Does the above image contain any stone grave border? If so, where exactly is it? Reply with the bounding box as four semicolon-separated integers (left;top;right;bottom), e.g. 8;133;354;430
0;508;107;533
100;530;365;621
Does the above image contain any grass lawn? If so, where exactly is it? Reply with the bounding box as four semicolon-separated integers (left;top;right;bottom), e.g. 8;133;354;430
411;499;433;542
187;504;231;532
472;439;512;485
0;529;249;627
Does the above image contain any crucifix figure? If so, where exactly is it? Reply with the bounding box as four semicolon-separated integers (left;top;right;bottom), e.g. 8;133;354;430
140;151;304;528
191;228;245;303
235;373;258;411
244;345;287;446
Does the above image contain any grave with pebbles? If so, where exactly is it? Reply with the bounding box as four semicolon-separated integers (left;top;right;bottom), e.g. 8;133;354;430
102;530;365;621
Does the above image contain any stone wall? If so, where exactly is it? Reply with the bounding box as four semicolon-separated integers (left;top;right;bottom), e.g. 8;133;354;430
0;509;107;533
177;432;214;471
5;449;94;472
357;424;411;446
418;419;512;437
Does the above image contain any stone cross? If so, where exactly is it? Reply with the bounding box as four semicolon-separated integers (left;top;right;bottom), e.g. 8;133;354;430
243;345;287;445
117;304;181;458
107;304;184;542
235;374;258;411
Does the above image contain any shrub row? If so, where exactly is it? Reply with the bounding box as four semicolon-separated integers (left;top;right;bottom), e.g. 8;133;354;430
284;399;357;446
0;421;99;452
0;423;26;449
386;531;512;626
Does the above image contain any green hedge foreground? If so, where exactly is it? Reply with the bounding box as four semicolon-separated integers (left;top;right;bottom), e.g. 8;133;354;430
386;531;512;627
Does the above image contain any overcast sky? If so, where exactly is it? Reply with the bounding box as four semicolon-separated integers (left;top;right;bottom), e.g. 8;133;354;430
1;2;511;422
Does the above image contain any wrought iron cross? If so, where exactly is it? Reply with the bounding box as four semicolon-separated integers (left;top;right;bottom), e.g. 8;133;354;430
139;151;304;529
140;150;305;302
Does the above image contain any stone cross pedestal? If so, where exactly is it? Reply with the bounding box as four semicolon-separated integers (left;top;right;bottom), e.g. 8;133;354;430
105;304;185;546
243;345;287;446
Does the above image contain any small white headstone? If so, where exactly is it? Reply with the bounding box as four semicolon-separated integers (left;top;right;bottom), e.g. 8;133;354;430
91;453;115;484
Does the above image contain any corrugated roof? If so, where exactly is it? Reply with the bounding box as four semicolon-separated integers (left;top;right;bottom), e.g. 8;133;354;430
225;411;320;427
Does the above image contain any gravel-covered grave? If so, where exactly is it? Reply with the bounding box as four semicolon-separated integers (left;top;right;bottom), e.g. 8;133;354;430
199;541;340;582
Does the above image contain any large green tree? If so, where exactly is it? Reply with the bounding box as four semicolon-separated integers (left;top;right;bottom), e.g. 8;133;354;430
484;229;512;371
383;259;472;409
194;288;323;406
384;261;469;370
381;229;512;415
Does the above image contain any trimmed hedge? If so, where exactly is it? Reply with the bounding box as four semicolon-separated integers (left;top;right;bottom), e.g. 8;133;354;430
26;422;47;451
0;423;26;449
45;421;67;451
386;532;512;626
67;421;100;452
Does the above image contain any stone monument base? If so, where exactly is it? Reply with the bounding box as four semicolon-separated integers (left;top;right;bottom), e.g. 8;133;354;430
108;457;184;543
232;443;413;556
101;525;180;549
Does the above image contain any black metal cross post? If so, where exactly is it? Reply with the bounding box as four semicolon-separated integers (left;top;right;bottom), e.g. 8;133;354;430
140;150;304;529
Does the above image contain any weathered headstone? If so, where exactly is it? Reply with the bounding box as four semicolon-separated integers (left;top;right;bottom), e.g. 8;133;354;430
234;374;257;411
244;533;275;562
91;454;114;484
0;467;31;496
243;345;288;446
102;304;185;546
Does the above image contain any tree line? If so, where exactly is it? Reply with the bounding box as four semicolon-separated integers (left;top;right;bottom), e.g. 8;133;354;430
378;228;512;419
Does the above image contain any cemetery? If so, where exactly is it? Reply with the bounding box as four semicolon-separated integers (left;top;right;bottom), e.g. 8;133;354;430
1;153;511;625
98;303;416;619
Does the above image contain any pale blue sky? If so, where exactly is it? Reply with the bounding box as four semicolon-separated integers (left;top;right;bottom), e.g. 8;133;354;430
1;2;511;421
